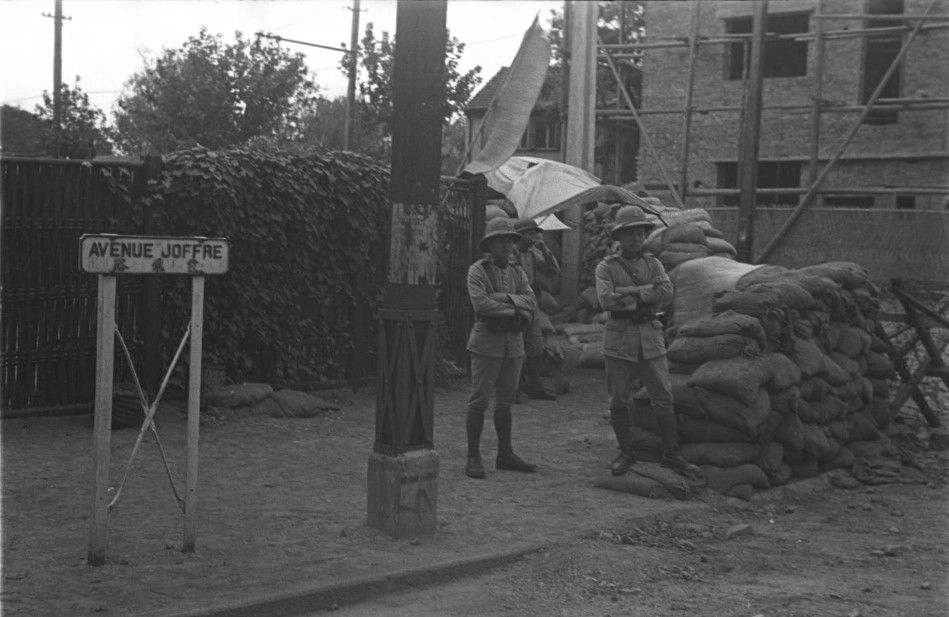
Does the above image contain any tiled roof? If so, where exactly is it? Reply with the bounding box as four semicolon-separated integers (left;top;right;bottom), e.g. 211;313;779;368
466;65;563;112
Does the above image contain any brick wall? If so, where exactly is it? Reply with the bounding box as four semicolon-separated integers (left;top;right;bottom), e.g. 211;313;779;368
638;0;949;210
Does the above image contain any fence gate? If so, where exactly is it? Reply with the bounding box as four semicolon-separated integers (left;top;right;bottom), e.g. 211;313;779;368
1;156;158;417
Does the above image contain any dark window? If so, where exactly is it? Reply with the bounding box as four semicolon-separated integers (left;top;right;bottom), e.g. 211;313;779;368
517;114;561;151
863;0;903;125
896;195;916;209
823;195;876;208
725;13;809;80
716;161;801;206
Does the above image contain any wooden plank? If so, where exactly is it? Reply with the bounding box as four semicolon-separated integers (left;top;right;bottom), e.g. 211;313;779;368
88;274;116;566
183;275;205;553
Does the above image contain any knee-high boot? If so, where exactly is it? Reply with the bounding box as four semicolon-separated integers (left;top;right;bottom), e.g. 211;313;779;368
608;405;636;475
655;413;702;478
494;408;536;472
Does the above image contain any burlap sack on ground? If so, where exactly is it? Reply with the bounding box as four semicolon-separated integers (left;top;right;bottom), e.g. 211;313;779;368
755;441;785;475
595;473;673;500
667;333;761;365
676;417;754;443
703;463;770;494
577;341;605;369
681;442;761;467
819;446;854;472
688;356;774;406
676;310;767;347
693;387;772;437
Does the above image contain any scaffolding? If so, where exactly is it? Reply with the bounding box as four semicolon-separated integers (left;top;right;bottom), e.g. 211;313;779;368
585;0;949;261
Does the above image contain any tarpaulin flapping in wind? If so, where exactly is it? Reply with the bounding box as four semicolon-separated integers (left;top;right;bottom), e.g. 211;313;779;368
483;156;601;219
462;16;551;175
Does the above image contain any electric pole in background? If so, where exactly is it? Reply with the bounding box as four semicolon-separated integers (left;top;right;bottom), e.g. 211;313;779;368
344;0;361;150
43;0;69;157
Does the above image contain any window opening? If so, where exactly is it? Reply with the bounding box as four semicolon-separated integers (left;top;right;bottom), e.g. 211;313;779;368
725;12;809;81
862;0;904;125
716;161;802;207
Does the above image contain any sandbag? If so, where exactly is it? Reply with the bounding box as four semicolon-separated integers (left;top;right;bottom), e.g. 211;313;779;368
538;290;560;313
820;447;855;472
790;455;820;479
866;397;892;429
773;412;805;451
537;311;555;335
769;386;801;415
868;377;890;399
829;352;861;378
769;463;793;487
847;439;896;459
820;355;852;386
846;412;881;442
796;399;823;424
579;286;600;311
724;484;756;501
827;419;852;443
688;356;775;406
681;442;761;467
865;351;895;378
796;262;870;291
712;286;784;318
670;257;759;329
577;342;605;369
485;204;510;221
660;245;712;270
667;333;761;365
594;473;674;500
766;353;803;391
706;236;737;256
676;311;767;348
832;380;863;402
562;323;604;338
808;394;849;423
670;373;706;419
630;428;665;459
834;325;871;358
800;422;830;458
799;376;832;401
755;441;785;475
703;463;770;495
788;336;825;377
676;417;754;443
662;223;708;246
669;361;701;376
656;207;712;228
693;387;772;437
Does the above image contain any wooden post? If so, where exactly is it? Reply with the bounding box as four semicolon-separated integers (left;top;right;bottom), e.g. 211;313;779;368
677;0;702;203
87;274;116;567
367;0;446;539
561;0;597;303
183;275;204;552
735;0;768;264
808;0;826;187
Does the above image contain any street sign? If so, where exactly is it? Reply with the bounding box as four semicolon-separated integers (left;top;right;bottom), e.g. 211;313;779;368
80;234;229;275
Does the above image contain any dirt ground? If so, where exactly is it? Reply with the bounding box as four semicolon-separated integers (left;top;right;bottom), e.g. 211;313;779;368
328;462;949;617
2;335;948;617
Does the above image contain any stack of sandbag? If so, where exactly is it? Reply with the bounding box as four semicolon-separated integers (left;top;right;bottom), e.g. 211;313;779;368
654;259;897;498
643;204;738;273
557;322;606;369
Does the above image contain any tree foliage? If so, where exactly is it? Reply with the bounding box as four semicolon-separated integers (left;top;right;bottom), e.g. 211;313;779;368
30;77;114;159
113;28;320;155
332;23;482;163
1;105;45;155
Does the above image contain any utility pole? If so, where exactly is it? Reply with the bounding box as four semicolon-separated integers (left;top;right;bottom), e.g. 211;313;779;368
43;0;70;157
561;0;597;303
345;0;361;151
735;0;768;264
366;0;446;539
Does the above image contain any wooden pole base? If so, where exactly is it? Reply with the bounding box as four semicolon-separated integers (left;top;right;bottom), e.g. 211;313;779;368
367;449;439;539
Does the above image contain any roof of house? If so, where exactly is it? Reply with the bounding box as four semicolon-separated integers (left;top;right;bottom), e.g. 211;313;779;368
466;65;563;112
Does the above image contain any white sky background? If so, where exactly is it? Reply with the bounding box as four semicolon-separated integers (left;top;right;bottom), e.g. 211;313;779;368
0;0;561;120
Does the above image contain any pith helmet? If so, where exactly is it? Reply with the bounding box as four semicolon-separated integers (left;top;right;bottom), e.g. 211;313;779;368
479;217;524;252
610;205;656;238
513;217;540;233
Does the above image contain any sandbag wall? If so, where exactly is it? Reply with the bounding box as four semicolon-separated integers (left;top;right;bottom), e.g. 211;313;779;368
631;260;897;499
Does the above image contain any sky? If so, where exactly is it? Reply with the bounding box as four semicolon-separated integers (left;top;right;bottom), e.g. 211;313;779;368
0;0;561;120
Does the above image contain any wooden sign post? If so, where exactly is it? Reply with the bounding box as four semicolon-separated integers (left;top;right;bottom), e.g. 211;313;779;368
80;234;228;566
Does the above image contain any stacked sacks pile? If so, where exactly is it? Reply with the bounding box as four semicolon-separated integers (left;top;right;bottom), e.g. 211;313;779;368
641;200;738;274
631;260;897;499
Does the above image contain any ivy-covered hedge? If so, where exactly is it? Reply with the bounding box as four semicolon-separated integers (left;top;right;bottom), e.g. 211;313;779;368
145;145;390;385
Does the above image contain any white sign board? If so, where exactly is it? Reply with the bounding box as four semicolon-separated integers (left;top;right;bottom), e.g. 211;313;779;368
80;234;229;275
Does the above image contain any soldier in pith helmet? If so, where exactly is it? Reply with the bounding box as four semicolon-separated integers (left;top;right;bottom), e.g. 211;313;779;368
595;205;702;480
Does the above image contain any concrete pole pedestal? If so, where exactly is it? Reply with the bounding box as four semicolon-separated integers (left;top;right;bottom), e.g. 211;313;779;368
367;449;440;538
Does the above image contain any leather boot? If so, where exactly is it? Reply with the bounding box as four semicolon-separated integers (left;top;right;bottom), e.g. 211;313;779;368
609;405;636;475
494;409;536;472
656;413;703;480
524;355;556;400
466;410;486;479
